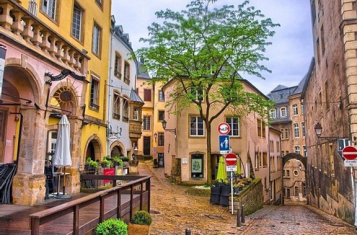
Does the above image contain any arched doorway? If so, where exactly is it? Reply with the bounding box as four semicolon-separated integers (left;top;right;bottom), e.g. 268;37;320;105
282;153;307;205
84;136;102;163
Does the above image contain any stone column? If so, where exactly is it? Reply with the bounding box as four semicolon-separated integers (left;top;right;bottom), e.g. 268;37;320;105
65;118;83;194
12;108;47;206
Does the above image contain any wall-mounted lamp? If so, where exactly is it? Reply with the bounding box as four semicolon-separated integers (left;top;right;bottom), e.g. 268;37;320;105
314;122;339;141
162;119;176;135
154;132;158;142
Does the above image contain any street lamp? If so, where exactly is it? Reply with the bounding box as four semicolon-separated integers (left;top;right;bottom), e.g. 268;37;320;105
314;122;339;141
161;119;176;135
154;132;158;142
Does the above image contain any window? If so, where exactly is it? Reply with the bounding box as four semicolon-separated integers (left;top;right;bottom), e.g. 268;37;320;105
158;90;165;101
90;75;100;110
294;123;299;138
122;98;129;122
280;129;284;139
158;132;164;146
133;107;139;121
92;23;101;56
302;122;305;137
72;3;83;41
190;116;204;136
114;53;122;78
42;0;56;20
158;111;165;121
143;116;151;130
295;146;300;154
292;104;298;116
257;119;266;138
270;109;276;119
285;128;289;139
144;89;151;101
286;170;290;177
191;86;204;101
112;92;120;119
124;62;130;84
280;107;287;117
262;153;267;167
226;117;240;137
325;81;329;110
301;104;304;114
255;152;259;169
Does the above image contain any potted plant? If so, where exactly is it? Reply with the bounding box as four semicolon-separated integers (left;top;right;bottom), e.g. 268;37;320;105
100;159;112;168
128;210;152;235
112;156;124;167
85;158;99;171
95;218;127;235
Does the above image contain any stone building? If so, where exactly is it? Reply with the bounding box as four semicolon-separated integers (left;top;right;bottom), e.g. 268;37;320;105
267;69;310;202
0;0;112;205
302;0;355;225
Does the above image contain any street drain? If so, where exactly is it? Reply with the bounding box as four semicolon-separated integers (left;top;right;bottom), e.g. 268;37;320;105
205;215;225;220
150;210;161;215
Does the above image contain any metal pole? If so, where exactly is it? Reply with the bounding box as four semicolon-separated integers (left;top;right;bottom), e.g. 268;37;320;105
185;228;191;235
241;204;245;224
231;171;234;214
237;208;241;227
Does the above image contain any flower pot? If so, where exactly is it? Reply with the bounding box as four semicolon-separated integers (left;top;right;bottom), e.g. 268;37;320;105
128;223;150;235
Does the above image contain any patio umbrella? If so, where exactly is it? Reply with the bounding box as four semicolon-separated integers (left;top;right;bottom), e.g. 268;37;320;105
53;115;72;199
216;156;227;183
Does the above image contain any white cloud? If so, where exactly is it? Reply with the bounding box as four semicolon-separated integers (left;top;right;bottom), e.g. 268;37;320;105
112;0;314;95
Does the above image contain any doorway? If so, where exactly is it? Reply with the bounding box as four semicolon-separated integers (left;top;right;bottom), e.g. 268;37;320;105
143;136;151;155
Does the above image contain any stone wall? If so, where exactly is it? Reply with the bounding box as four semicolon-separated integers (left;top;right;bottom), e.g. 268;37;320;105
230;178;263;215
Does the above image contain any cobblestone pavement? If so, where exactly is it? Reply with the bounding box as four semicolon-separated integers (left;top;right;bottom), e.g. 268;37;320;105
138;161;357;235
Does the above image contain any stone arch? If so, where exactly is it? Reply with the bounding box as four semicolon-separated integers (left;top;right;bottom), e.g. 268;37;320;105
49;81;81;116
282;153;307;169
110;141;125;157
5;58;42;104
83;135;103;164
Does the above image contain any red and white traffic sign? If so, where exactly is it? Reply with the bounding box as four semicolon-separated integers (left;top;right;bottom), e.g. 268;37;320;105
225;153;237;166
218;122;230;135
342;146;357;160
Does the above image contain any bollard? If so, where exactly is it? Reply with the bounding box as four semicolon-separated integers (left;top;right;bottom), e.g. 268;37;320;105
241;205;245;224
185;228;191;235
237;208;241;227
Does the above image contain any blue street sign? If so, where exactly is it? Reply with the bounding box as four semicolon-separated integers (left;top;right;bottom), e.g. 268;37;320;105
219;135;230;154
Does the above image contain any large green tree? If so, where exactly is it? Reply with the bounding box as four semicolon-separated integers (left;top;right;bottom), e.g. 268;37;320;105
136;0;278;184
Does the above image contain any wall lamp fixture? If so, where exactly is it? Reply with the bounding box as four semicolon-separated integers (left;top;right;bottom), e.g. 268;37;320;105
154;132;158;142
314;122;339;141
161;119;176;135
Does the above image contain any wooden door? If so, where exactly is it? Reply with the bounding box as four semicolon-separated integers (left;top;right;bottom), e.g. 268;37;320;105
143;136;151;156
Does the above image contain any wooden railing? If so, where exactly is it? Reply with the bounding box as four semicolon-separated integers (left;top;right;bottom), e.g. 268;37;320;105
29;175;151;235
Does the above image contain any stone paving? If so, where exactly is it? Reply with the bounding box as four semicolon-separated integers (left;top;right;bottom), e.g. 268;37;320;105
138;161;357;235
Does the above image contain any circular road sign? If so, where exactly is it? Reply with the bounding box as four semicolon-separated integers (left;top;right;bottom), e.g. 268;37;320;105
218;122;230;135
225;153;237;166
342;146;357;160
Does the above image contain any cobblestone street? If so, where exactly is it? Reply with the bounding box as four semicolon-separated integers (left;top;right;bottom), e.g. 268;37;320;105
138;161;357;234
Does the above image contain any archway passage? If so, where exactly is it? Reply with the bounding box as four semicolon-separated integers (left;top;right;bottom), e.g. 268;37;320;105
282;153;307;205
111;146;123;157
85;139;101;162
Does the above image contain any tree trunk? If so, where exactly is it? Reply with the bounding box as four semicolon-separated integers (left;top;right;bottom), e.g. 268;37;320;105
207;124;212;185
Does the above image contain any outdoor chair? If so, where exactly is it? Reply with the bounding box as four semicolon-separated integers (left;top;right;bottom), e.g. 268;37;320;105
0;164;17;204
219;184;231;207
210;185;220;204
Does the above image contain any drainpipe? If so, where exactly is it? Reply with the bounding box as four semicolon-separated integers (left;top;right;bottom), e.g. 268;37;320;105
107;22;114;156
10;112;22;167
268;128;271;204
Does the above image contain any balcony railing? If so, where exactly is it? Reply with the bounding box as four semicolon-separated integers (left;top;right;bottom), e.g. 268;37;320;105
0;0;89;74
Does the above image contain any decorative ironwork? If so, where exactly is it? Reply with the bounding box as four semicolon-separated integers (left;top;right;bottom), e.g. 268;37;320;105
45;69;86;84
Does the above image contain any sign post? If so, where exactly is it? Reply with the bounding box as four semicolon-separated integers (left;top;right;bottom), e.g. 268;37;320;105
219;135;230;154
225;153;237;214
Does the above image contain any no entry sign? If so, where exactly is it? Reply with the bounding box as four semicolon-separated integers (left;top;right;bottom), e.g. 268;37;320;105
342;146;357;160
225;153;237;166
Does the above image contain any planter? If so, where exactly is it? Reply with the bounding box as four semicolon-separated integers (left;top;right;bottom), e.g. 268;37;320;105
128;223;150;235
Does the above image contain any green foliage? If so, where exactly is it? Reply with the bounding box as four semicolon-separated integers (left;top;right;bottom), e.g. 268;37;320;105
100;159;112;168
86;158;99;169
112;156;124;166
121;156;130;161
132;210;152;225
134;0;279;184
95;218;127;235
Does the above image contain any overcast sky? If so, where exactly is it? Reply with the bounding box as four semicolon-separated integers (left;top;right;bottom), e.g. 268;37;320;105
112;0;314;95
